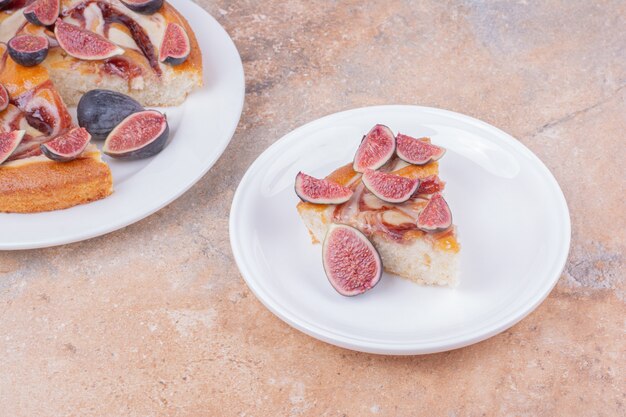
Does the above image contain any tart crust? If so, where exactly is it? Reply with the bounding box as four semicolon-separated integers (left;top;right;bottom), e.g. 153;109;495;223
0;147;113;213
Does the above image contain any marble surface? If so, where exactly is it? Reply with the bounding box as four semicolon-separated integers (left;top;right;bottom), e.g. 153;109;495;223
1;0;625;415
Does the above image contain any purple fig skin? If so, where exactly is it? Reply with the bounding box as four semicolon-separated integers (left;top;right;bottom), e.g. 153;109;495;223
77;89;144;140
295;172;353;205
7;34;49;67
0;130;26;165
353;124;396;173
322;223;383;297
0;83;9;112
120;0;163;15
23;0;60;27
362;169;420;204
159;23;191;66
0;0;15;11
416;193;453;232
103;110;169;160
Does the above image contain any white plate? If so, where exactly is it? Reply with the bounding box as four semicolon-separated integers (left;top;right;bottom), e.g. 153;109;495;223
0;0;244;250
230;105;571;355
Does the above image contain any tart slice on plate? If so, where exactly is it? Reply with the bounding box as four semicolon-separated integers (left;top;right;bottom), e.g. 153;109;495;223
0;0;203;213
0;43;112;213
296;125;460;288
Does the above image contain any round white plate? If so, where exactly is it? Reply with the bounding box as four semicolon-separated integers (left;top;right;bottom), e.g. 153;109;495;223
230;105;571;355
0;0;244;250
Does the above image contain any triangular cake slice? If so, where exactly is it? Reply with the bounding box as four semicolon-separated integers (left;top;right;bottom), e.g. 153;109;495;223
297;157;460;287
0;43;112;213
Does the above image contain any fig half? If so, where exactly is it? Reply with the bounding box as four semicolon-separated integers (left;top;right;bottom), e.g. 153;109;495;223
40;127;91;162
362;169;419;204
159;23;190;65
103;110;169;159
0;130;26;164
396;134;446;165
0;83;8;112
353;124;396;173
120;0;163;15
416;193;452;232
54;19;124;60
295;172;353;204
77;89;144;140
7;34;49;67
322;223;382;296
23;0;59;27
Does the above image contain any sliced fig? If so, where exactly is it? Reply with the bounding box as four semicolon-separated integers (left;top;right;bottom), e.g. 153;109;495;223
103;110;169;159
362;169;419;204
77;89;144;140
0;83;8;112
415;175;445;195
353;124;396;173
0;130;26;164
396;134;446;165
295;172;353;204
416;193;452;232
322;223;382;296
120;0;163;14
23;0;59;27
7;34;49;67
40;127;91;162
54;19;124;60
159;23;190;66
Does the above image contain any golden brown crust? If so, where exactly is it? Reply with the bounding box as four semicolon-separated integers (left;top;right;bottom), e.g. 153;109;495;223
0;155;113;213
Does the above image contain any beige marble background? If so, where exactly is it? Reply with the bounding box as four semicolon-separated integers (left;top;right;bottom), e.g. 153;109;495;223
1;0;625;415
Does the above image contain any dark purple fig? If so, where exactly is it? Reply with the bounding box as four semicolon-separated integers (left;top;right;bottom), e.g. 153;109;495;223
159;23;190;65
103;110;169;159
0;130;26;164
396;134;446;165
0;83;9;112
54;19;124;60
322;223;382;296
0;0;15;11
77;89;144;140
120;0;163;14
7;34;49;67
416;193;452;232
362;169;419;204
353;124;396;173
23;0;59;27
40;127;91;162
295;172;353;204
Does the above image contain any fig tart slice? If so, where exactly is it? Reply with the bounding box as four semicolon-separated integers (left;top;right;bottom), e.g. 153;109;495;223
297;128;460;287
0;43;112;213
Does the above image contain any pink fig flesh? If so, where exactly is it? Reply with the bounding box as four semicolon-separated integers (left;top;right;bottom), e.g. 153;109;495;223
396;134;446;165
54;19;124;60
159;23;190;65
414;175;445;195
362;169;419;203
295;172;353;204
40;127;91;162
353;124;396;172
0;130;26;164
322;224;382;296
416;193;452;232
0;83;8;112
23;0;59;26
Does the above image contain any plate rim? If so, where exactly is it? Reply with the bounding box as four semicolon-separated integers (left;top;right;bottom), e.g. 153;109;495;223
229;104;571;355
0;0;245;250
